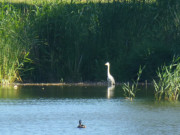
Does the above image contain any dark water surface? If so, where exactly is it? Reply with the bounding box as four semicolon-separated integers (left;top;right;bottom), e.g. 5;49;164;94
0;85;180;135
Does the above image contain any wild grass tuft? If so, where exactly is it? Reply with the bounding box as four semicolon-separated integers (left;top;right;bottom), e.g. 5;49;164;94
122;66;144;101
0;3;37;84
153;57;180;101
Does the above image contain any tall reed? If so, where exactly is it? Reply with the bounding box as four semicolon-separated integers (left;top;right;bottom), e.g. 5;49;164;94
0;3;36;84
153;57;180;101
122;66;144;100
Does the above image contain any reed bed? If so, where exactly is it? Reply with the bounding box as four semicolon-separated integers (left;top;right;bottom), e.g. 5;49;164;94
0;3;37;84
0;0;180;84
153;57;180;101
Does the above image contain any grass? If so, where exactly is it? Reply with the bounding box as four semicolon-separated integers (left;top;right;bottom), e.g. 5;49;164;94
0;3;37;84
122;66;144;100
153;57;180;101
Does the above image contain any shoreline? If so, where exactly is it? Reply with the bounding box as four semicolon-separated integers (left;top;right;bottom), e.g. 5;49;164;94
0;82;152;86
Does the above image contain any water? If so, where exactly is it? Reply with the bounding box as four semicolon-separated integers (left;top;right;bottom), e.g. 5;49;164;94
0;85;180;135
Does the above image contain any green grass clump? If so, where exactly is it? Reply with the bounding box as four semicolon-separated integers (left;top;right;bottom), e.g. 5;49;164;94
122;66;144;100
0;4;36;84
153;57;180;101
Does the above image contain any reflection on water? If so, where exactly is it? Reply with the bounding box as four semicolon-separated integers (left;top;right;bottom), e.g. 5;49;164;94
0;85;180;135
107;85;115;99
0;85;154;99
0;85;120;99
0;86;19;99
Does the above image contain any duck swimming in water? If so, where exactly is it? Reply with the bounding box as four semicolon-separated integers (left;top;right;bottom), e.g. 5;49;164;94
77;120;86;128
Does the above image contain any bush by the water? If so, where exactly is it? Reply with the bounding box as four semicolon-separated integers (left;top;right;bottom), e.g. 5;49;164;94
0;0;180;83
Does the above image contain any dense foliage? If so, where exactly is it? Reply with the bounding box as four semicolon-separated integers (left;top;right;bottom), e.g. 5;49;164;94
0;0;180;83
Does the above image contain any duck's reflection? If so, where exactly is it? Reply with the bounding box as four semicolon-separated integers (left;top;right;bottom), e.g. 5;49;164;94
107;85;115;99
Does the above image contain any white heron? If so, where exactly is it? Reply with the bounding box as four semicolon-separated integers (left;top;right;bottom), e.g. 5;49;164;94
105;62;115;86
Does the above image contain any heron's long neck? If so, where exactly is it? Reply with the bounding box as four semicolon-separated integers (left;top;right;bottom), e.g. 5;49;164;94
107;65;110;76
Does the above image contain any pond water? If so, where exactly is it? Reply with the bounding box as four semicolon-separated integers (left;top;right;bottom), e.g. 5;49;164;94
0;85;180;135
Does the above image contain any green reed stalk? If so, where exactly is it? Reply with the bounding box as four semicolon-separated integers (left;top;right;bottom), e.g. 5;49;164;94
153;57;180;101
122;66;144;100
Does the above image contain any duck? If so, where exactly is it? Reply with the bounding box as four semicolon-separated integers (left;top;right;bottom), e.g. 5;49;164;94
77;120;86;128
105;62;115;86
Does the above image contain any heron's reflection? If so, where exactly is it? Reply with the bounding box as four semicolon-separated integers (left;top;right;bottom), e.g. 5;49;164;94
107;85;115;99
